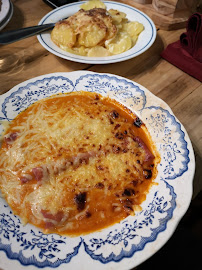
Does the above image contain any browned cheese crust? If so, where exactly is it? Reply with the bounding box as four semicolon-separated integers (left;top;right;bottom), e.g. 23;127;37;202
0;92;160;236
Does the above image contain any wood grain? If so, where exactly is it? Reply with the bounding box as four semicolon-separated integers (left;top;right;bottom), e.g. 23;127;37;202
152;0;198;15
120;0;198;30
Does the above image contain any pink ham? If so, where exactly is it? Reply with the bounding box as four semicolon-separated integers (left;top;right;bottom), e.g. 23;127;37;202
133;136;154;162
5;132;18;144
22;150;96;185
32;167;44;181
71;151;96;168
44;222;55;229
41;210;64;229
41;210;64;222
20;174;33;184
18;150;97;187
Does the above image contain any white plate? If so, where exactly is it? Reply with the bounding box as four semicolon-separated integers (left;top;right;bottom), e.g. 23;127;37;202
0;0;13;31
0;0;10;23
0;71;194;270
37;1;156;64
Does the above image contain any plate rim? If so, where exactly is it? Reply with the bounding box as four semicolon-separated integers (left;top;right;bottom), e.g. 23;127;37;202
0;0;13;31
0;0;10;23
0;71;195;269
37;1;157;64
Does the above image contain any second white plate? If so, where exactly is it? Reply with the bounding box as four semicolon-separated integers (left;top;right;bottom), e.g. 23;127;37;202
0;0;13;31
37;1;156;64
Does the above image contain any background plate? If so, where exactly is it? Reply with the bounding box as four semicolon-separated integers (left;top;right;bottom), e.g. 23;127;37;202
37;1;156;64
0;0;13;31
0;71;194;270
0;0;10;23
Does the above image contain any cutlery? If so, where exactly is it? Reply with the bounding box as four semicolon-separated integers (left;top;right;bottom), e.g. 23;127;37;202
0;23;55;45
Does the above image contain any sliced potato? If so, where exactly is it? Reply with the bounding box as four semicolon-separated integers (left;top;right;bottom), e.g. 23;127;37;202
108;9;127;24
77;46;89;56
51;23;76;48
100;14;117;40
131;34;138;46
88;46;111;57
122;21;144;37
105;32;132;55
78;24;107;47
60;46;88;56
80;0;106;10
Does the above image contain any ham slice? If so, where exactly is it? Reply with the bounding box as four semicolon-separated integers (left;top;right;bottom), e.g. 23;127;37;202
5;132;18;144
32;167;44;182
20;174;33;184
133;136;154;162
41;210;64;222
71;151;96;167
41;210;65;229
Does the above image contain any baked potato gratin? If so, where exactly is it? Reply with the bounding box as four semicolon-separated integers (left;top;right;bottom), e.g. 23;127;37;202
51;0;144;57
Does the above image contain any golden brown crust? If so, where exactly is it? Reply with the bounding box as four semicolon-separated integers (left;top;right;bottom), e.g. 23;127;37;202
0;92;160;236
52;8;117;49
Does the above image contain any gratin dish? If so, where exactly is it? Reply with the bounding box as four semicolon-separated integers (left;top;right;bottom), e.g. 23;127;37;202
0;71;195;269
37;1;156;64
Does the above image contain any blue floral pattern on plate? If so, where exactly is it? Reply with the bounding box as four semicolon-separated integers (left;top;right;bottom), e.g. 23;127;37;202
140;106;190;180
0;71;195;269
1;76;74;121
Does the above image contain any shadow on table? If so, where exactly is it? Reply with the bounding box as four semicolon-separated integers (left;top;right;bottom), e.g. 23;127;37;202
125;32;164;78
1;4;24;32
136;191;202;269
136;145;202;270
192;144;202;199
88;32;164;78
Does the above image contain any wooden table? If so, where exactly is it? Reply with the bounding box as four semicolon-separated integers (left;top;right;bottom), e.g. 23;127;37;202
0;0;201;269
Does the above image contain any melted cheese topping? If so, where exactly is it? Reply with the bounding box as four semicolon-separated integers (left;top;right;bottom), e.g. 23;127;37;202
51;0;144;57
0;92;160;235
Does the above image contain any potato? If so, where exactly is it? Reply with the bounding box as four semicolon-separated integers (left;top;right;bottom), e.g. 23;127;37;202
77;46;89;56
78;24;107;47
122;21;144;37
108;9;127;24
80;0;106;10
105;32;132;55
131;35;138;46
61;46;88;56
51;23;76;48
88;46;111;57
100;14;117;40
